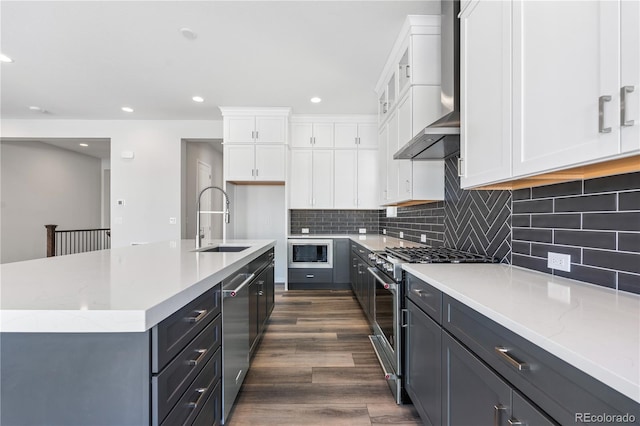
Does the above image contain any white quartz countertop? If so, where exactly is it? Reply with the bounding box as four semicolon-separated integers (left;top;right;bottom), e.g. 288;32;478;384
403;263;640;403
288;234;424;251
0;239;275;333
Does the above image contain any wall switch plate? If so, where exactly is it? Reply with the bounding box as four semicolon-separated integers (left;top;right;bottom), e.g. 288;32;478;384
301;228;309;234
116;199;125;206
359;228;366;234
169;217;176;224
421;234;427;243
382;229;387;235
548;252;571;272
399;231;404;239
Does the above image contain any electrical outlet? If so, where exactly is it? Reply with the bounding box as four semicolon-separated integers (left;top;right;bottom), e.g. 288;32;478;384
301;228;309;234
116;199;125;206
399;231;404;239
382;229;387;235
169;217;176;224
359;228;366;234
548;252;571;272
421;234;427;243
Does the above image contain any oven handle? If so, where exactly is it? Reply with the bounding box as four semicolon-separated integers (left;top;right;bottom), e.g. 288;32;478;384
367;267;397;292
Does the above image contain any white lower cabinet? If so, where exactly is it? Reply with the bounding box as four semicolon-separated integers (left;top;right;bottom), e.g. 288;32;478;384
289;150;333;208
334;150;379;209
224;144;285;182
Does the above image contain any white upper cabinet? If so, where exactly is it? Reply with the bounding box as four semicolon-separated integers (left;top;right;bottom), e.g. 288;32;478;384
385;112;400;203
334;122;378;149
289;150;333;208
621;0;640;154
460;0;512;188
221;107;289;144
291;122;334;148
512;0;620;177
220;107;290;182
333;150;358;208
356;149;379;209
460;1;640;189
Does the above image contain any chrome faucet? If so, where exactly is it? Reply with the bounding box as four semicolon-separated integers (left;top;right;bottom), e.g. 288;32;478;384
196;186;231;249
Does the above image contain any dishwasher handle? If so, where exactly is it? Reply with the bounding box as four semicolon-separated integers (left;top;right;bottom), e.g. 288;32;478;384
223;273;255;297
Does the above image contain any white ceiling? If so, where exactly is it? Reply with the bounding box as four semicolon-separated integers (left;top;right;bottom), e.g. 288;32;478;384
0;1;440;121
1;137;111;159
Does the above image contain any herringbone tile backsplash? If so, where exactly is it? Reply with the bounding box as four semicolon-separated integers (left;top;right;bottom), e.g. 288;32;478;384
380;156;512;262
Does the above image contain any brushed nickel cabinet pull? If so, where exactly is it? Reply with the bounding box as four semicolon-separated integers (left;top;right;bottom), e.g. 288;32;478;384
186;348;208;366
186;387;208;409
457;157;464;177
405;64;411;78
495;346;529;371
599;95;612;133
494;405;507;426
186;309;207;323
621;86;635;127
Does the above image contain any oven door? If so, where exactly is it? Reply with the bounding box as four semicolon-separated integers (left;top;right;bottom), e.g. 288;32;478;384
288;239;333;269
367;266;403;404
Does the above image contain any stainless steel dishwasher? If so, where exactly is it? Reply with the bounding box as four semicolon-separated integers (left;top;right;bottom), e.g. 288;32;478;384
221;253;271;424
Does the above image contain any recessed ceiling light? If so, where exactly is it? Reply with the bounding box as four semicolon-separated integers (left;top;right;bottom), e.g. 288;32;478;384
192;96;204;103
121;106;134;113
310;97;322;103
180;28;197;40
79;143;89;147
28;106;48;113
0;54;13;63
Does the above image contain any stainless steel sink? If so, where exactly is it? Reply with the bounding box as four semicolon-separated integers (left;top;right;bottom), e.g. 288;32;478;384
198;245;250;253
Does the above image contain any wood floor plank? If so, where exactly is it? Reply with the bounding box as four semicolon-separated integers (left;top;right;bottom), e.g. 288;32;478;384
227;289;421;425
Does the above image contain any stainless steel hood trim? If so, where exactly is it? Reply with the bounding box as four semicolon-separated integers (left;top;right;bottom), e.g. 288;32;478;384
394;0;461;160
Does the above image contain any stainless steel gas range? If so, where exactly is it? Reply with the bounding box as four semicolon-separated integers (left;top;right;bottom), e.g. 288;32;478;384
367;246;498;404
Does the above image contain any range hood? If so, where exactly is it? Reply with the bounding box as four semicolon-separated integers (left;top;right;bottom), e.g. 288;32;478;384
394;0;460;160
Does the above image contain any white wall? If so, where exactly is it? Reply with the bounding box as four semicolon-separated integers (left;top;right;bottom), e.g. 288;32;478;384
0;140;102;263
184;141;224;239
226;184;286;282
1;119;223;248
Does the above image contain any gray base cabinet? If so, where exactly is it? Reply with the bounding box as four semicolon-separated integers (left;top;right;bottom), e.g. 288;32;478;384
405;299;442;426
404;273;640;426
249;255;275;356
350;242;374;322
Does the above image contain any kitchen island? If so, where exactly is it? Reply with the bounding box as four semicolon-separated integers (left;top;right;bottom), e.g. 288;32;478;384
0;239;275;425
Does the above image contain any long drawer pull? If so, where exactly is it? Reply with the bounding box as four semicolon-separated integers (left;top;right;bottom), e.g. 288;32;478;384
495;346;529;371
306;274;315;278
186;349;208;367
186;309;207;323
368;335;397;380
412;288;431;298
186;387;208;410
508;418;524;425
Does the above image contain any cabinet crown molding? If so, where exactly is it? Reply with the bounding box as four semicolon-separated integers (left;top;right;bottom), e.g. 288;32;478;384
290;114;376;123
219;106;292;117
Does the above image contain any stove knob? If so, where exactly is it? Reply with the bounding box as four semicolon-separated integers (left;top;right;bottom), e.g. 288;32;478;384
385;263;393;272
376;258;385;265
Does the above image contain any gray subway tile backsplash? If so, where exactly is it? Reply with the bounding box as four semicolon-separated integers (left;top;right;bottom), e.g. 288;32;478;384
512;171;640;294
290;158;639;294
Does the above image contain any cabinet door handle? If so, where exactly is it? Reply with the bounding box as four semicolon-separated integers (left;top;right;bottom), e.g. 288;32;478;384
251;131;256;140
494;405;507;426
306;274;315;278
186;309;207;323
310;136;314;145
255;131;259;140
187;387;208;410
508;419;524;426
495;346;529;371
457;157;464;177
599;95;612;133
401;308;409;328
405;64;411;79
621;86;635;127
186;348;208;366
405;179;410;193
251;169;255;177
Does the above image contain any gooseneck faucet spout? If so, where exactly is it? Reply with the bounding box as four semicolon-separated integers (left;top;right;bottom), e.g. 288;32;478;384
196;186;231;249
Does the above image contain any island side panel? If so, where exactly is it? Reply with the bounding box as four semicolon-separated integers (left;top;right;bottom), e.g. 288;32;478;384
1;332;150;426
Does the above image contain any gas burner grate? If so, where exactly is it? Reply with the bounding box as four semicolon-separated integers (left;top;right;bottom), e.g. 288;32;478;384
384;246;499;264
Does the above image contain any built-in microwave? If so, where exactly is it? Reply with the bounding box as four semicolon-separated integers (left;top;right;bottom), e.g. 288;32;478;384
287;239;333;269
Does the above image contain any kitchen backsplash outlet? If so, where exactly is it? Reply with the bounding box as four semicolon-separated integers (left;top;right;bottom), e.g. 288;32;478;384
290;210;379;235
512;171;640;294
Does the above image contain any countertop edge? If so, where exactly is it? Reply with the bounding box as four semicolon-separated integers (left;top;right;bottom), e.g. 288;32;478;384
402;263;640;404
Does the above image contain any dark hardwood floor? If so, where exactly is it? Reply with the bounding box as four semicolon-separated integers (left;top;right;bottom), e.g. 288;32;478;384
227;289;421;425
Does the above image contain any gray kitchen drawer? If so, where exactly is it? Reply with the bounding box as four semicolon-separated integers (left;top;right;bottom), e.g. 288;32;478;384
161;346;222;426
288;268;333;284
152;313;222;424
443;295;640;425
192;379;222;426
406;273;442;325
152;285;221;372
